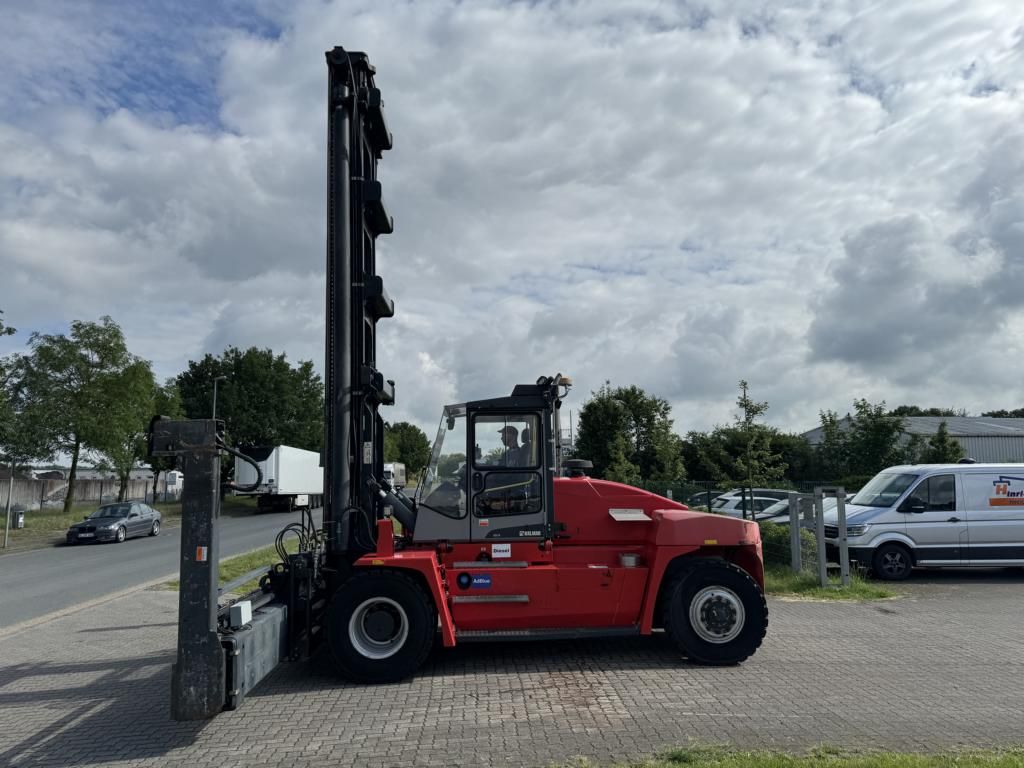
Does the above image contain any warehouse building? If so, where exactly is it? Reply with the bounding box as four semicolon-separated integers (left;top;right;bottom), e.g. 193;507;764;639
801;416;1024;463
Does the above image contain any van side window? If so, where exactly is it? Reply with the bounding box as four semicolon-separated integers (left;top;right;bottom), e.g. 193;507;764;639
909;475;956;512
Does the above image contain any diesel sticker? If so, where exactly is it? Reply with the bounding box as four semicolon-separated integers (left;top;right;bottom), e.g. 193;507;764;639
491;543;511;558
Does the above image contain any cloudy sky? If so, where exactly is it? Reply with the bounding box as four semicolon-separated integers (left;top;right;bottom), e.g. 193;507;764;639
1;0;1022;437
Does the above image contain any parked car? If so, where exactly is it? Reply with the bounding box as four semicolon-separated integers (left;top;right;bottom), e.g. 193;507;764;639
755;496;842;526
715;488;792;503
687;489;727;507
710;495;781;518
66;502;162;544
823;463;1024;580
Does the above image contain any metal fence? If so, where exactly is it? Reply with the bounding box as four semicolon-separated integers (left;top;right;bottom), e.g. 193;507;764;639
0;477;180;511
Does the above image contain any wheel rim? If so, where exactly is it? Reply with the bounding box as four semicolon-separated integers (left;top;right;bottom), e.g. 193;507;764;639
348;597;409;660
152;521;160;534
117;527;125;542
881;550;906;577
689;586;745;644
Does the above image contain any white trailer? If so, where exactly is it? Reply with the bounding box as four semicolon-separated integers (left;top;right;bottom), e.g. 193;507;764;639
384;462;406;489
234;445;323;512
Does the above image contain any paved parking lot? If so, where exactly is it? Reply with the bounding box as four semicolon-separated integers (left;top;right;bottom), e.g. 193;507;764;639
1;570;1023;767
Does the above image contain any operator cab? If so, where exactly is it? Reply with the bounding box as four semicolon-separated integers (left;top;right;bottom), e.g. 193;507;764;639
413;375;570;543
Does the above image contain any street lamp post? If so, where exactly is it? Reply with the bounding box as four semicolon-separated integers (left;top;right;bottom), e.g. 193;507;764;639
212;376;228;420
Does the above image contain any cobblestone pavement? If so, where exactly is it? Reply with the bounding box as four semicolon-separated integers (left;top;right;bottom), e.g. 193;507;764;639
1;570;1022;767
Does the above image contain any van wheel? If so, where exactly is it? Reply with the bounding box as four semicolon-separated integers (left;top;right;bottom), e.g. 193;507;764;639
327;570;436;683
662;559;768;665
872;543;913;580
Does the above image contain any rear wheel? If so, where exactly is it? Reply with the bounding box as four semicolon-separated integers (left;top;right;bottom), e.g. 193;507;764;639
662;559;767;665
872;543;913;581
326;570;436;683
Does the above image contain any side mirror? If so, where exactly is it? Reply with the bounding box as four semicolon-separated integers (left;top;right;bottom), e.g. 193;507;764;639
83;515;89;520
900;500;926;514
447;416;456;430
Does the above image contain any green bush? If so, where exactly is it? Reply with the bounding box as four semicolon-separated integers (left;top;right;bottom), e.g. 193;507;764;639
758;520;817;568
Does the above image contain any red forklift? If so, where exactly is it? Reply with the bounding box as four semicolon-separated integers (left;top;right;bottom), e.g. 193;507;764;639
152;47;767;720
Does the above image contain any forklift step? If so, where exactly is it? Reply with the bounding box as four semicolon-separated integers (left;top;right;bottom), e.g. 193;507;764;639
455;626;640;642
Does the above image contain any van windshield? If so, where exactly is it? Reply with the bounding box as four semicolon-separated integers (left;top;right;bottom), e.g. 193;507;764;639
850;473;918;507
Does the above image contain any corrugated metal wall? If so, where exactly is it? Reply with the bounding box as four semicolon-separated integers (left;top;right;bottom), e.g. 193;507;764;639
955;436;1024;463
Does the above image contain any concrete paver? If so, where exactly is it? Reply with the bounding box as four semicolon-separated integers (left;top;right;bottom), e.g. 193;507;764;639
0;570;1022;767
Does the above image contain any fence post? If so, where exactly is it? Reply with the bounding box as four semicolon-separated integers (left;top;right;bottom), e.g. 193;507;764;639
3;459;13;549
788;492;801;572
814;487;827;587
837;487;850;587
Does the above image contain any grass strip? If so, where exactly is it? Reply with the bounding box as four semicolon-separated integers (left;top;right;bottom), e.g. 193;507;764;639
764;566;897;600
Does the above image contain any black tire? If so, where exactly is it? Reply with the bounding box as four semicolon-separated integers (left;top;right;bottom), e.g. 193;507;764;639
115;526;126;543
326;570;436;683
872;543;913;581
662;559;768;665
149;520;161;537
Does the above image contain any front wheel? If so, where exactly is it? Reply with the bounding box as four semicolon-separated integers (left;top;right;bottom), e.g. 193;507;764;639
872;543;913;581
326;570;436;683
149;520;161;536
114;526;126;543
662;559;768;665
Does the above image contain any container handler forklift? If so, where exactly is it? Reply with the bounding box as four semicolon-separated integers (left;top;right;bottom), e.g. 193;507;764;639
151;47;767;721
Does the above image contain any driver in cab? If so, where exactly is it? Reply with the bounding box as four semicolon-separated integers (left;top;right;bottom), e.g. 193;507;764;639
498;425;531;467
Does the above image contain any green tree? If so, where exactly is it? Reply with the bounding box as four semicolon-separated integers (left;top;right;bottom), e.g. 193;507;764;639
0;309;14;337
177;347;324;452
889;405;966;417
846;399;908;475
604;433;642;485
732;380;786;487
14;317;144;514
921;420;965;463
384;421;431;475
1;354;56;546
94;361;158;501
574;382;685;482
982;408;1024;417
814;410;849;478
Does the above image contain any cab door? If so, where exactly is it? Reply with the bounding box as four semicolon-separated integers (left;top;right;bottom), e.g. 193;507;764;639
468;411;548;542
901;474;966;565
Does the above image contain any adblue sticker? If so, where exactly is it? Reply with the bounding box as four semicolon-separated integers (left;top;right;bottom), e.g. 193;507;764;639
471;574;492;589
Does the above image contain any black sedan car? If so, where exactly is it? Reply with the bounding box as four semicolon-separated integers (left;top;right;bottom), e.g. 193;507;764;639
66;502;162;544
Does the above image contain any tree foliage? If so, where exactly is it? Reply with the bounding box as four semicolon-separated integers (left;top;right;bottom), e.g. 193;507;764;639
12;317;145;513
982;408;1024;418
94;361;158;501
889;405;966;417
177;347;324;452
813;399;914;479
574;382;685;483
921;420;965;463
384;421;431;475
0;309;14;337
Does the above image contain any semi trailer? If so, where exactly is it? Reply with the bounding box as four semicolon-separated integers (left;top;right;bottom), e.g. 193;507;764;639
152;46;768;720
233;444;323;511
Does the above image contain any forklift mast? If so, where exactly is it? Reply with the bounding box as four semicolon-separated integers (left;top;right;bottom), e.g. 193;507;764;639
323;47;395;561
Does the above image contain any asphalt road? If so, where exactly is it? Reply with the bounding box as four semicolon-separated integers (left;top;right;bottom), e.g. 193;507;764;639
0;507;322;628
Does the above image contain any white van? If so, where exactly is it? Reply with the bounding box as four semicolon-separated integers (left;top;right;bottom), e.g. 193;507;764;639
824;463;1024;580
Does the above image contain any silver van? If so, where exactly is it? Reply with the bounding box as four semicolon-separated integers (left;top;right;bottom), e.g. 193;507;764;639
824;464;1024;580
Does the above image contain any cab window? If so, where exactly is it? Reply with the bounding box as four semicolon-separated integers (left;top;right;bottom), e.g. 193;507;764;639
474;472;542;517
473;414;539;469
907;475;956;512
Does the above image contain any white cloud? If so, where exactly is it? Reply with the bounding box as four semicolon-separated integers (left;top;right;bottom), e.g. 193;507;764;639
2;0;1023;442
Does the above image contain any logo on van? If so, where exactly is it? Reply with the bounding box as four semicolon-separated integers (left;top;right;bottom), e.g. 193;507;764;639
990;476;1024;506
